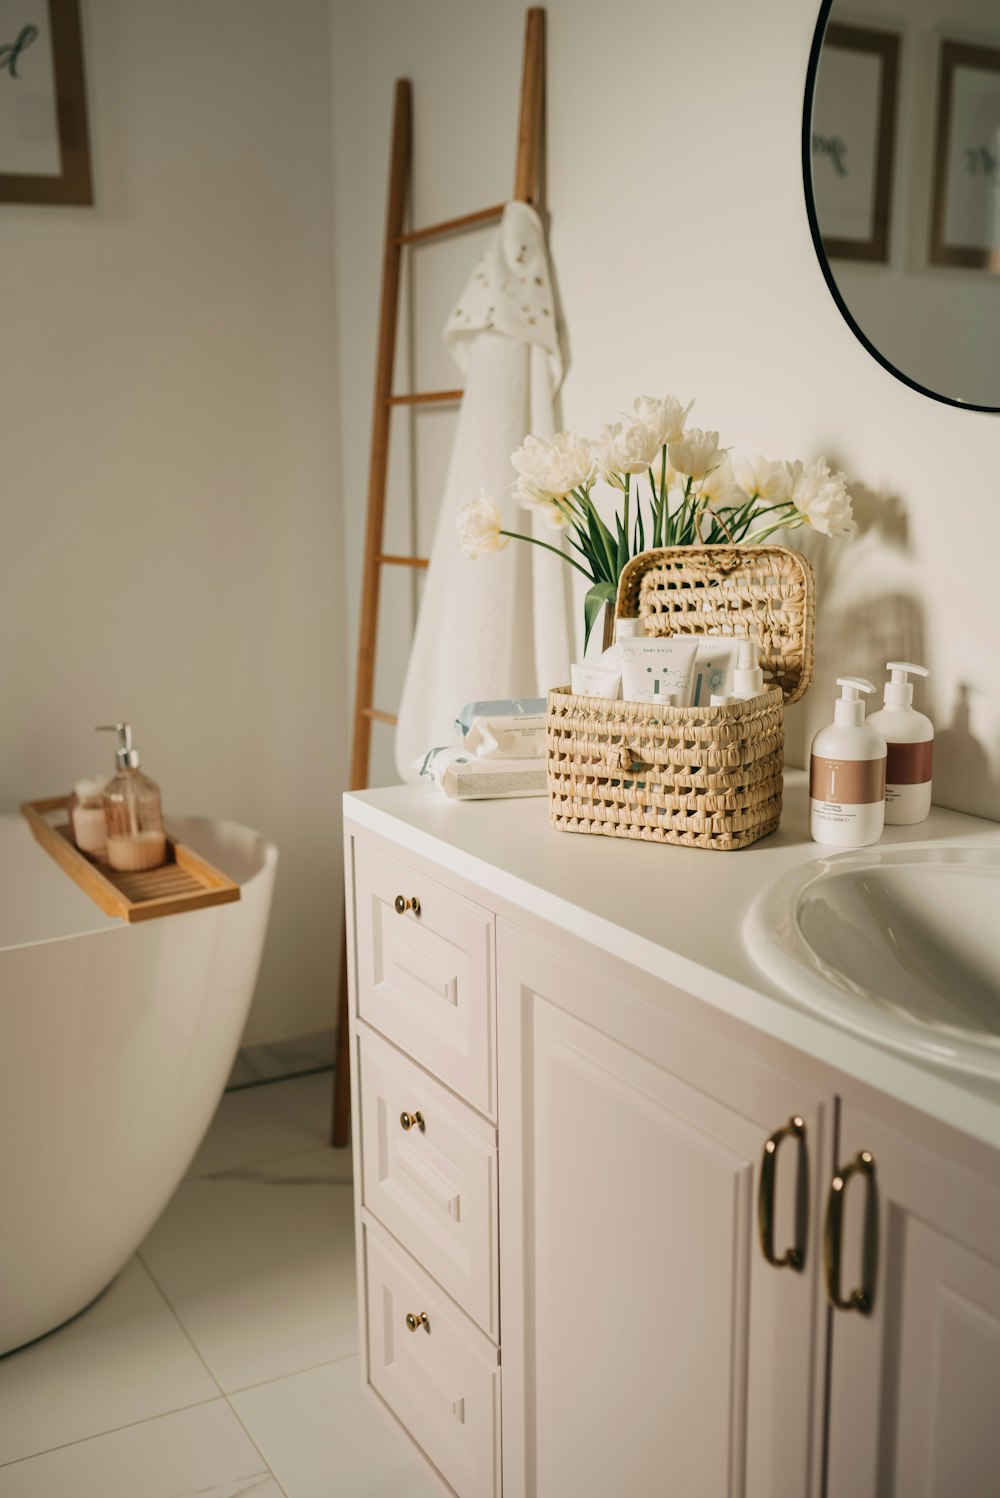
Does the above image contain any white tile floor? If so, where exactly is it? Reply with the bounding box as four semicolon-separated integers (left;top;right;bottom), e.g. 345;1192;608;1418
0;1073;439;1498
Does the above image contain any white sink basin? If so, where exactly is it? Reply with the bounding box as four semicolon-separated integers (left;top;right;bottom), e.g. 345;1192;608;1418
744;845;1000;1079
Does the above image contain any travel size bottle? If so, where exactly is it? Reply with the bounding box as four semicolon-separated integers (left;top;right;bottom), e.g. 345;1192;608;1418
809;678;887;847
70;775;110;860
731;638;766;701
866;662;934;825
96;722;167;872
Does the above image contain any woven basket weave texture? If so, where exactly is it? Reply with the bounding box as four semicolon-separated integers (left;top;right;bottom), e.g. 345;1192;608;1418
547;546;815;852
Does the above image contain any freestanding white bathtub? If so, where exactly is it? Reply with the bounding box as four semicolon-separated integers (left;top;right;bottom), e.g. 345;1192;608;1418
0;814;277;1355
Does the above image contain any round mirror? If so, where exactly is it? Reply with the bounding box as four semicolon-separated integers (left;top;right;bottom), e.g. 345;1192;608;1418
804;0;1000;411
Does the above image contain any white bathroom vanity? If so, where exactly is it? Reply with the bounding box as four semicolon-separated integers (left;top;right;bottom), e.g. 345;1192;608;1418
343;770;1000;1498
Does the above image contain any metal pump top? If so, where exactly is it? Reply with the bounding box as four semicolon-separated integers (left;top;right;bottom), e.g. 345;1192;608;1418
96;721;141;770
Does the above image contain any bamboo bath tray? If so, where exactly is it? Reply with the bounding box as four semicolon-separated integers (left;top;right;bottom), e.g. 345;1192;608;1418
21;797;241;923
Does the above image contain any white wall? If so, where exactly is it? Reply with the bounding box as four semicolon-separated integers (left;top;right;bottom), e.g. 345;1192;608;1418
1;0;347;1043
331;0;1000;821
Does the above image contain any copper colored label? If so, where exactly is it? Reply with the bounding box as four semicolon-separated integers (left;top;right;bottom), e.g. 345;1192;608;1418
810;755;886;805
886;739;933;786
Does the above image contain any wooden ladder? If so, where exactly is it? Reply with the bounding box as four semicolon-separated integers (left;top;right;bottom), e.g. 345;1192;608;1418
331;8;545;1146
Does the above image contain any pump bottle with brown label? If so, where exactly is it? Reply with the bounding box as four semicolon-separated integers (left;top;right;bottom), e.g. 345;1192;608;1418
866;662;934;825
809;677;888;847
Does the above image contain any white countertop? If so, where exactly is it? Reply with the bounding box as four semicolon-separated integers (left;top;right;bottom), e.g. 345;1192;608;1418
345;771;1000;1151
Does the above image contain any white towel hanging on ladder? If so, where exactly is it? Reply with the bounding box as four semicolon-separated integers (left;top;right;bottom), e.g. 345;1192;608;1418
394;200;573;779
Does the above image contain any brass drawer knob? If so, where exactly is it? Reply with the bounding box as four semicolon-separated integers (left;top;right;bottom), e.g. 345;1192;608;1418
405;1310;430;1333
824;1150;876;1315
394;894;421;916
400;1110;425;1132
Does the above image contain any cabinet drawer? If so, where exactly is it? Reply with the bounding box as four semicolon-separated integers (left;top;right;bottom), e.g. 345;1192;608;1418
359;1026;499;1339
364;1216;500;1498
354;841;496;1117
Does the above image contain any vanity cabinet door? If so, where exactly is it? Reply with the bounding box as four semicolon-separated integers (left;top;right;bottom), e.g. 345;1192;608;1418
825;1104;1000;1498
497;924;831;1498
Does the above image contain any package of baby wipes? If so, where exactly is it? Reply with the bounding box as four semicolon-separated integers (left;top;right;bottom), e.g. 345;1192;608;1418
415;745;547;800
454;697;548;760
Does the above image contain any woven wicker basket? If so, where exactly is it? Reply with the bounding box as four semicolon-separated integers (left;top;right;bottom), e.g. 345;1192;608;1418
547;545;816;851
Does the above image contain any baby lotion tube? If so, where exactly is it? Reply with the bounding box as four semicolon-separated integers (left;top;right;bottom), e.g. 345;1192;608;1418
809;677;887;847
619;637;698;705
691;639;739;705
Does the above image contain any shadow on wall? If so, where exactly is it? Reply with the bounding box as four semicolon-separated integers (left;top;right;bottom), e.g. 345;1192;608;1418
935;682;1000;821
784;468;1000;821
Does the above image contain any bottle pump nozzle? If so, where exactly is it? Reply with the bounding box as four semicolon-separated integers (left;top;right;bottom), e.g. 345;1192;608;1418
884;661;929;708
96;722;141;770
733;634;765;697
834;677;876;726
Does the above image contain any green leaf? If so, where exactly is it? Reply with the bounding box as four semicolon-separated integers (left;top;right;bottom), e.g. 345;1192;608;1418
583;580;617;648
586;508;615;582
615;512;629;573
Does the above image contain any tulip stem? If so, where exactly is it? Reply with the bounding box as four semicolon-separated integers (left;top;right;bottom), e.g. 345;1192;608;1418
743;515;803;545
499;530;594;578
622;474;630;562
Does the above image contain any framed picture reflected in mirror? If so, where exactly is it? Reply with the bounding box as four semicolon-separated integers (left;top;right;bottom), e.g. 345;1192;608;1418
810;23;900;263
930;40;1000;272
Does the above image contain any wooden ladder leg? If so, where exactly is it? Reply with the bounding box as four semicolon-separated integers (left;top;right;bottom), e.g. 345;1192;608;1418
349;76;411;794
332;78;411;1148
513;8;545;204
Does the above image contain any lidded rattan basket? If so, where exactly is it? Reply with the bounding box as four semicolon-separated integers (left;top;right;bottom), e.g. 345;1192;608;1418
547;545;816;850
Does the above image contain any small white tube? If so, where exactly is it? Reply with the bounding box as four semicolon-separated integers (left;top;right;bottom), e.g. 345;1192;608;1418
691;639;740;705
618;637;699;705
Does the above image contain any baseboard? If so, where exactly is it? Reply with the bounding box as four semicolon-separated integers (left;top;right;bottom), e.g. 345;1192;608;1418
226;1029;336;1091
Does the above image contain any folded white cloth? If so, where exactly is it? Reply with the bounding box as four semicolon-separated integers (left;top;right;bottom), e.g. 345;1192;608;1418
394;202;573;781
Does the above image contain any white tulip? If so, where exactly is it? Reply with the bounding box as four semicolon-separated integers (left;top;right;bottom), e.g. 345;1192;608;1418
514;483;571;529
511;431;594;499
668;428;721;481
632;394;693;448
592;419;661;480
457;492;510;557
698;456;747;509
733;454;792;504
788;458;855;537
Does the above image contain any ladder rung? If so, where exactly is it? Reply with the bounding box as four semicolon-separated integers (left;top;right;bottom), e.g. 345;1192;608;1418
362;707;398;727
397;203;506;246
386;389;463;407
377;554;430;570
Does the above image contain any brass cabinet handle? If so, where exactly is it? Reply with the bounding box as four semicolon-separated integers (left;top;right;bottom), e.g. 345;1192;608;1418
758;1115;807;1271
405;1311;430;1333
394;895;421;916
824;1150;876;1315
400;1110;425;1132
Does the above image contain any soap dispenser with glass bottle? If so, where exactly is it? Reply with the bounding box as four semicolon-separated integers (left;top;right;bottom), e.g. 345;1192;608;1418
96;722;167;872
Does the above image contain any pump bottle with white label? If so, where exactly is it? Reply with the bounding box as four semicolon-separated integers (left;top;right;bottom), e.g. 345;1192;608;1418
809;678;887;847
866;662;934;825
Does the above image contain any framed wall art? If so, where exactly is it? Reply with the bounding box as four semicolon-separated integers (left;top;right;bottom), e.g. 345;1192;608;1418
930;39;1000;271
810;22;900;262
0;0;92;205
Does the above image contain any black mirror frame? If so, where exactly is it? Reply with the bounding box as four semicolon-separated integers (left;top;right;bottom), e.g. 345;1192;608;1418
802;0;1000;415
